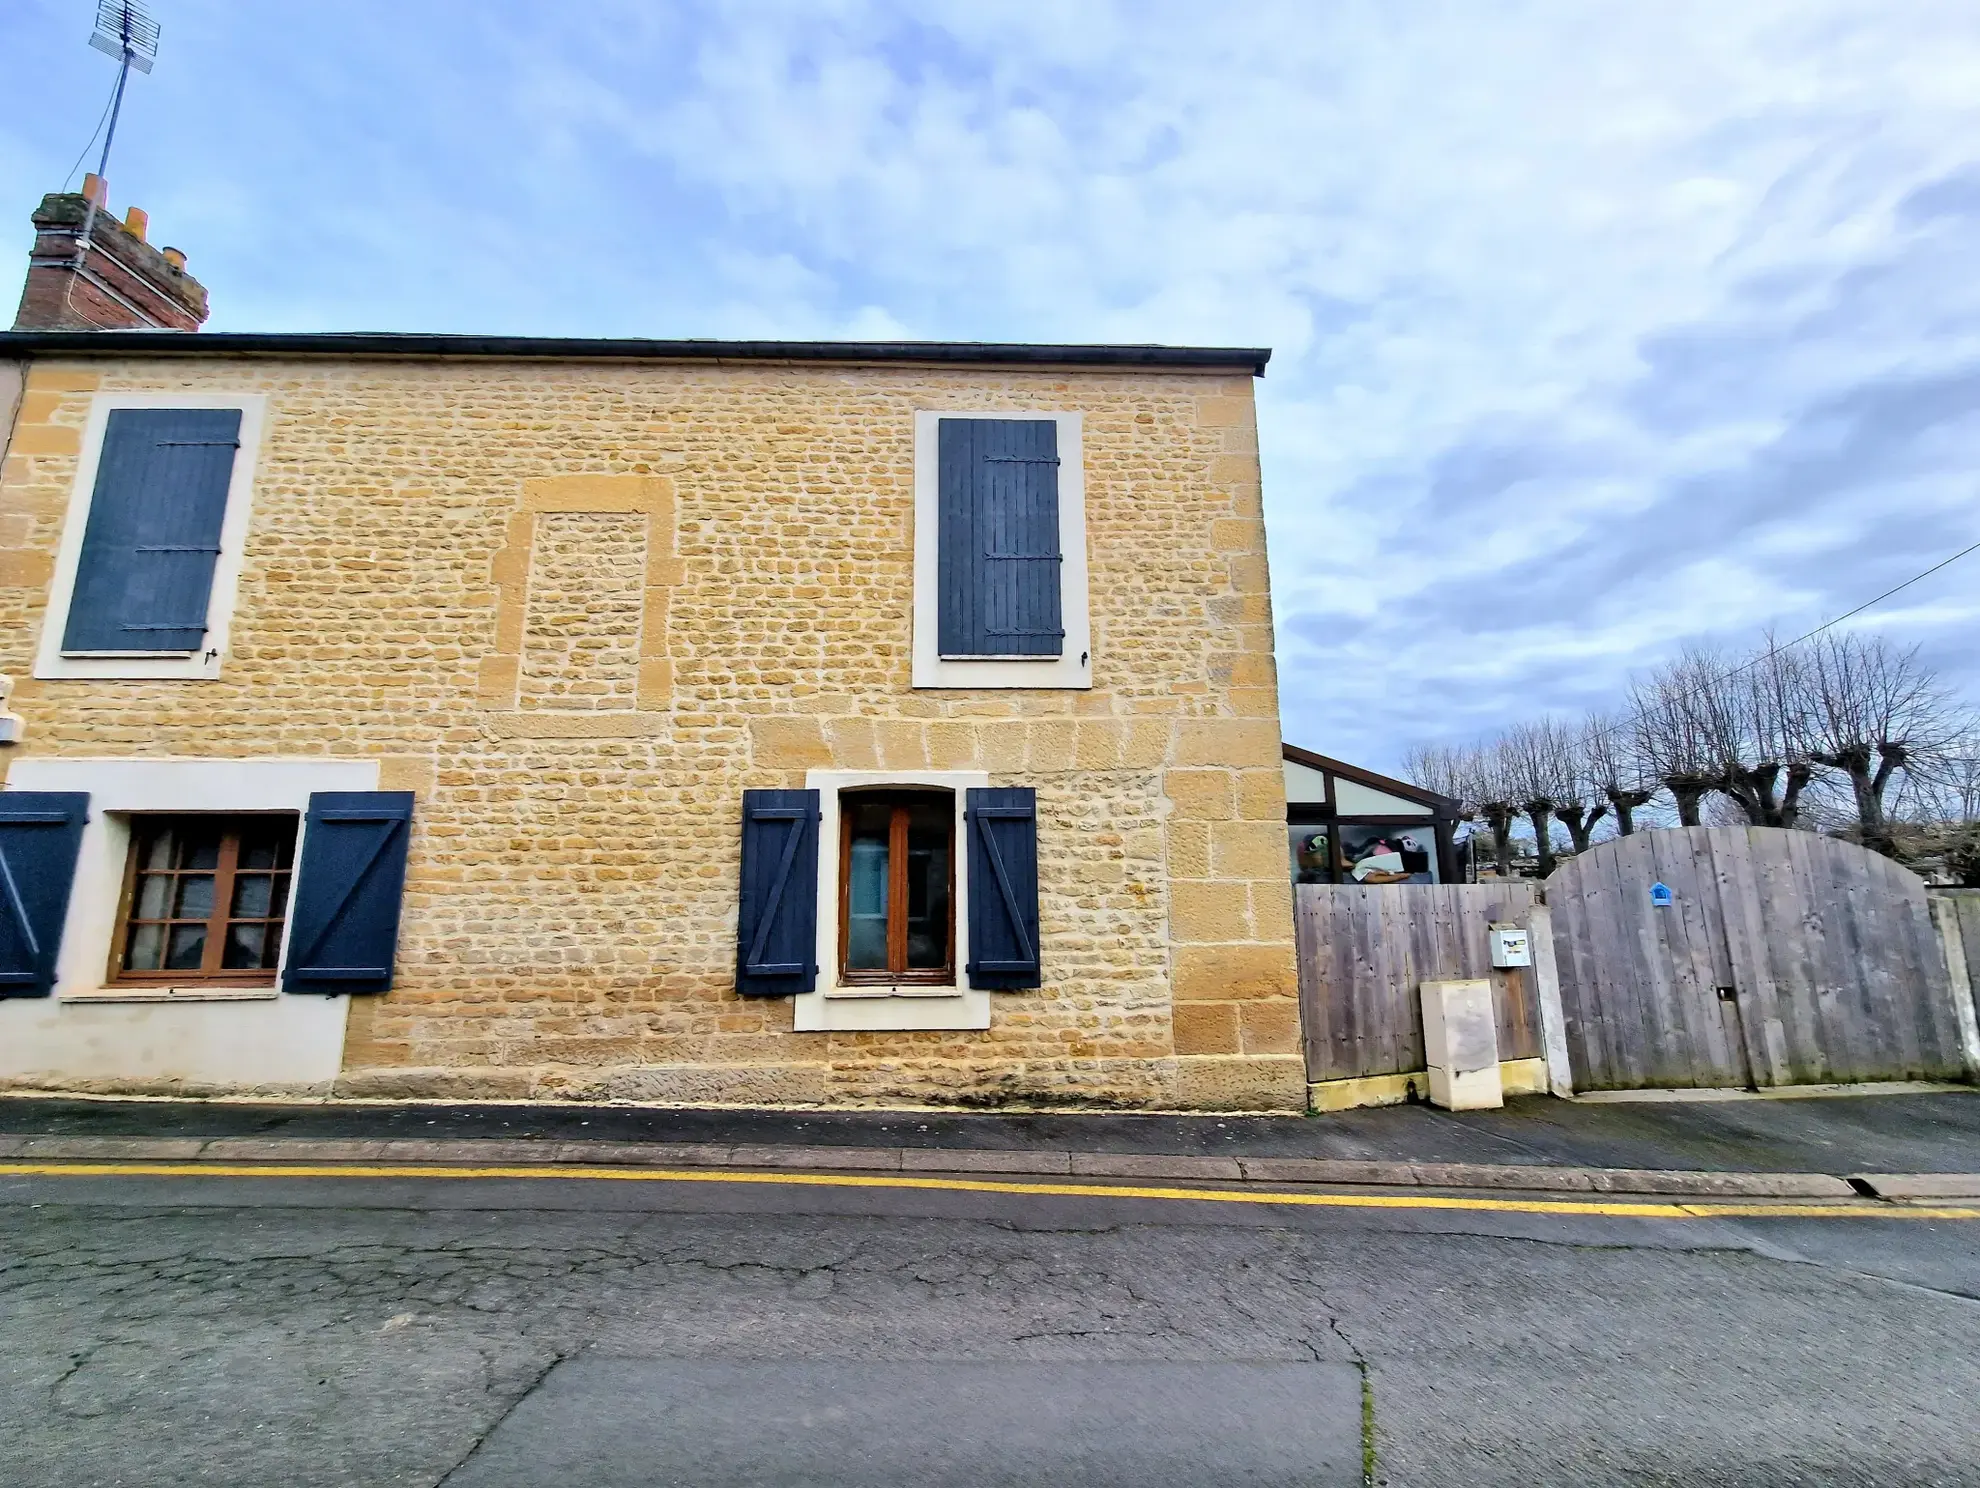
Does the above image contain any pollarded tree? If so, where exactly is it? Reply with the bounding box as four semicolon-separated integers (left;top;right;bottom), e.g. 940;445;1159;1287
1631;643;1816;828
1629;653;1723;826
1580;708;1657;835
1500;719;1579;877
1803;631;1959;857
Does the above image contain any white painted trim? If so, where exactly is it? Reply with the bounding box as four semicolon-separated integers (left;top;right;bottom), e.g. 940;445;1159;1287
911;410;1091;690
795;769;991;1032
33;392;270;681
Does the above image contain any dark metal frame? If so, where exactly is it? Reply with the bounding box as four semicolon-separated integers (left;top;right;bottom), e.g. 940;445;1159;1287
1283;744;1460;884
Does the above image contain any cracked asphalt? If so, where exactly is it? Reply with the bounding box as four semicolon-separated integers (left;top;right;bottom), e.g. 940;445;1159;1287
2;1170;1977;1486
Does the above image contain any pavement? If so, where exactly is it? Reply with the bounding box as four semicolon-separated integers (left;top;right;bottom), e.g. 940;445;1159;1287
2;1086;1976;1199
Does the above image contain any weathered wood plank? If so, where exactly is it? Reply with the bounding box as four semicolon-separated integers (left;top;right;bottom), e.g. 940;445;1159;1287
1709;828;1787;1086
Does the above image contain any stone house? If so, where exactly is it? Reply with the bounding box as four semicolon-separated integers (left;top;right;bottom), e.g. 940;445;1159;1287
0;189;1300;1111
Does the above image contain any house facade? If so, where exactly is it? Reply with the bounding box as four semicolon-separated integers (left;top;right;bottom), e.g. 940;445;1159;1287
0;316;1301;1108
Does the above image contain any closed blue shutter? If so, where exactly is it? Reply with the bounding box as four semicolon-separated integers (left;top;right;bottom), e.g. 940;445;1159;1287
937;418;1063;658
965;787;1041;989
282;792;414;996
63;407;241;654
737;789;820;996
0;792;89;999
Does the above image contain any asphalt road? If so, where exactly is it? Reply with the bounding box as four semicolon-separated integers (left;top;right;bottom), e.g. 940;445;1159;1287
2;1167;1977;1487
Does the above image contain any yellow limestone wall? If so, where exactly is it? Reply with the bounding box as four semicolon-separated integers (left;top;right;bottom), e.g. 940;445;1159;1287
0;355;1301;1110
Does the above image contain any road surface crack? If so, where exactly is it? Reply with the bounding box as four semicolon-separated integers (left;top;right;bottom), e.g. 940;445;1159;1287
431;1349;564;1487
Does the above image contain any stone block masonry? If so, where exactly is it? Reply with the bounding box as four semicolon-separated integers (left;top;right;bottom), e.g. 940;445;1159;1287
0;353;1302;1111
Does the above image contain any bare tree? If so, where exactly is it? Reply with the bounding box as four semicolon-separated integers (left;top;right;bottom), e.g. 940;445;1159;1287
1887;725;1980;884
1803;631;1958;856
1581;708;1656;835
1720;635;1818;829
1457;742;1520;879
1631;642;1817;828
1501;720;1581;876
1629;652;1722;826
1398;743;1471;807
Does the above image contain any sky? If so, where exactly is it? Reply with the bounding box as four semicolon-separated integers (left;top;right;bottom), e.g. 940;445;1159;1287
4;1;1979;774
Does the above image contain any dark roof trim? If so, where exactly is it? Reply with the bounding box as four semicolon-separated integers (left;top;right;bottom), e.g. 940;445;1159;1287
1282;742;1462;815
0;331;1270;376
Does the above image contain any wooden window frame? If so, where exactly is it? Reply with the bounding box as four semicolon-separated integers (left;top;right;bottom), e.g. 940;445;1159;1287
108;813;298;987
837;789;955;987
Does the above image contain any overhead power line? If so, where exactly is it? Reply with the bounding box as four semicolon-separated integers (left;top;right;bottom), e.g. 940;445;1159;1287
1434;534;1980;774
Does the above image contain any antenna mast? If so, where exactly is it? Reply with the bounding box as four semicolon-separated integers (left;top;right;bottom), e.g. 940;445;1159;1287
67;0;161;316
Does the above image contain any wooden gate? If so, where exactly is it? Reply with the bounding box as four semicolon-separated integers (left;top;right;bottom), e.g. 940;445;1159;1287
1546;827;1969;1090
1294;883;1542;1083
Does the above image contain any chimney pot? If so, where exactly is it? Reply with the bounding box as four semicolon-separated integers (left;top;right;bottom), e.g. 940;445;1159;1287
124;206;148;242
161;246;186;270
82;173;108;207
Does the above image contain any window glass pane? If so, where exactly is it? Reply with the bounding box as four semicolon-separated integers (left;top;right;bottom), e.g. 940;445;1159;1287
141;828;176;870
1340;825;1439;884
135;871;172;919
237;822;295;870
223;923;268;970
231;874;274;918
126;922;164;971
1291;827;1331;885
904;801;950;970
845;804;890;970
172;874;215;919
176;827;223;871
165;924;206;971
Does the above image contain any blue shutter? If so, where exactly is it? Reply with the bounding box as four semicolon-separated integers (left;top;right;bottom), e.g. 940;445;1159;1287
965;787;1041;989
737;789;819;996
0;792;89;999
63;407;241;654
282;792;414;996
937;418;1063;658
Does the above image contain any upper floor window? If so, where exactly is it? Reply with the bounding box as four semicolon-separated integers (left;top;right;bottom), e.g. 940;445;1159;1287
34;393;267;682
912;411;1090;690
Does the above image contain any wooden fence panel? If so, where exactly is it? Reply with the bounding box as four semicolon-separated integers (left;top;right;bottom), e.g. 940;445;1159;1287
1295;883;1540;1083
1547;827;1968;1091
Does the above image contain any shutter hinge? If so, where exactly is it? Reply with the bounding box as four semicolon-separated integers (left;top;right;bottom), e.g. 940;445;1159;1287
155;440;242;448
134;544;224;554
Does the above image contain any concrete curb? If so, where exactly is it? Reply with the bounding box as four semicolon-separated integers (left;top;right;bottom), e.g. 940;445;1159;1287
1850;1173;1980;1200
0;1132;1923;1199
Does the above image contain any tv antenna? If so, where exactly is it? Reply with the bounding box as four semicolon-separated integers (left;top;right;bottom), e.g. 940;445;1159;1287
67;1;161;314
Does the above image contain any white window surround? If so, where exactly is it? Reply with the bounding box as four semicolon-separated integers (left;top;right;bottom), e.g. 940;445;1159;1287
33;392;270;681
911;409;1091;690
1;756;378;1003
794;769;991;1033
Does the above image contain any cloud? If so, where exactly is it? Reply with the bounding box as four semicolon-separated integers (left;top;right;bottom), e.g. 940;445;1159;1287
3;1;1978;771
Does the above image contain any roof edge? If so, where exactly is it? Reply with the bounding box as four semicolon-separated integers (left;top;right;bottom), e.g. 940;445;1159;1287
0;331;1271;376
1282;742;1463;814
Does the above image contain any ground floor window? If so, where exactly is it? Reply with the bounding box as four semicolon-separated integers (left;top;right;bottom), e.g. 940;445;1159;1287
113;814;298;984
839;789;953;985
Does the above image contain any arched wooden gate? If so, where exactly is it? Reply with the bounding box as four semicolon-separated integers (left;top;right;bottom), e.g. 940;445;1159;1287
1545;827;1971;1090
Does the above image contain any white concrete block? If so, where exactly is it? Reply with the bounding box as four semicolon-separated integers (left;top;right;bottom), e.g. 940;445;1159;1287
1420;979;1498;1074
1427;1061;1504;1111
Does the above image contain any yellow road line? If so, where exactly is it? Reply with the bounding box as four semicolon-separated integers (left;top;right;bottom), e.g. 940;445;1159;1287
2;1160;1976;1220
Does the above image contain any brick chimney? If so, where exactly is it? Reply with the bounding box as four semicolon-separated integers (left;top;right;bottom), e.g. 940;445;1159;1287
12;175;209;331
